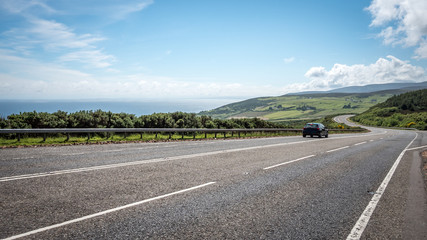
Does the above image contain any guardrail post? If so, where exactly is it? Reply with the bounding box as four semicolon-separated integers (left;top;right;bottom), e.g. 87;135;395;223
17;133;20;142
66;133;70;141
140;132;143;139
182;132;184;139
205;132;207;139
155;133;158;139
223;132;226;138
43;133;47;142
87;133;90;141
168;133;172;139
238;132;241;138
215;133;217;138
193;132;196;139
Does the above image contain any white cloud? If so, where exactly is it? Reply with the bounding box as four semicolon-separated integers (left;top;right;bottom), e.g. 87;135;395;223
113;0;154;19
366;0;427;59
283;57;295;64
0;0;56;15
0;50;282;99
300;56;426;92
2;18;114;68
59;50;116;68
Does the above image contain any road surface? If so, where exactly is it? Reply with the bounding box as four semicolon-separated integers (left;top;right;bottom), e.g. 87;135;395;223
1;117;426;239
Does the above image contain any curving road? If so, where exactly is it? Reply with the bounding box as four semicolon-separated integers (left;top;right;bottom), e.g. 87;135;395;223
1;116;427;239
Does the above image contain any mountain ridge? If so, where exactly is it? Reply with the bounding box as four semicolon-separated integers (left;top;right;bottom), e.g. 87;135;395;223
200;81;427;121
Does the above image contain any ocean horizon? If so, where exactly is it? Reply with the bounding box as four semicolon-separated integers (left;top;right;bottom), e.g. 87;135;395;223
0;99;240;118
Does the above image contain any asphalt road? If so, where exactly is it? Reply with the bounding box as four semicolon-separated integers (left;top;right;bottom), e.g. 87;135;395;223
1;118;427;239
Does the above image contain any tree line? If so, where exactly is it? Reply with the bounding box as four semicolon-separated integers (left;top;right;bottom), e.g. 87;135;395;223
0;110;286;129
352;89;427;130
376;89;427;112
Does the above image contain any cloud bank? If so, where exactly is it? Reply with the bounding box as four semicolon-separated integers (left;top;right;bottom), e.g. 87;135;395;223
299;55;426;92
366;0;427;59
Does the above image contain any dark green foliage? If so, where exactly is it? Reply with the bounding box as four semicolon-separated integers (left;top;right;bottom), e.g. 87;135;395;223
1;110;286;130
375;89;427;112
352;89;427;130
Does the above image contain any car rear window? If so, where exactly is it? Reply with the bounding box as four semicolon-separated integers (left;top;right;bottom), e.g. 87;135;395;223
304;124;318;128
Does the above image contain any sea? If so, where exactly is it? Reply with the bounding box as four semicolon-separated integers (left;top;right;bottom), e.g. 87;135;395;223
0;99;239;118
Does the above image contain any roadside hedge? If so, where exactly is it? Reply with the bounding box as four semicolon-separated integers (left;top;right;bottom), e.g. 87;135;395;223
0;110;286;129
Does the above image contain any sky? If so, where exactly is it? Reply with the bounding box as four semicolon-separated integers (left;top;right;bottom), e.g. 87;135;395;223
0;0;427;100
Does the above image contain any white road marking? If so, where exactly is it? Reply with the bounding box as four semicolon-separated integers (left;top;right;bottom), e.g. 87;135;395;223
103;149;123;153
406;145;427;151
354;142;367;146
326;146;349;153
1;131;388;182
369;140;374;142
346;133;418;240
3;182;216;240
61;153;86;156
0;141;307;182
11;157;35;160
263;155;316;170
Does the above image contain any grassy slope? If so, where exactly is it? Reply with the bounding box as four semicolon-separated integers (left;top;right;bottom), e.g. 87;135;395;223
351;89;427;130
200;92;394;122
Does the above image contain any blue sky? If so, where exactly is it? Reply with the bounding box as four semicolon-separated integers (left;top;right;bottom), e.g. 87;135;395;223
0;0;426;100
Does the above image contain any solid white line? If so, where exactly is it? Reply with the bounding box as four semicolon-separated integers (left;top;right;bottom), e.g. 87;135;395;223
11;157;35;160
0;141;307;182
61;153;86;156
3;182;216;240
326;146;349;153
346;133;418;240
103;149;123;153
354;142;367;146
406;145;427;151
1;131;388;182
263;155;316;170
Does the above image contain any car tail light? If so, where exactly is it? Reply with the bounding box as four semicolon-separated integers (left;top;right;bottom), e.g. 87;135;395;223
317;128;320;130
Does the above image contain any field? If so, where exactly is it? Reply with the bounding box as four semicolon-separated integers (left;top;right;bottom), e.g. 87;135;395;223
200;93;393;122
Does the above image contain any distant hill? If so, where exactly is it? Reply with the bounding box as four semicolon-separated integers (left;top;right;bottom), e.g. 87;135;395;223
286;81;427;95
199;81;427;122
352;89;427;130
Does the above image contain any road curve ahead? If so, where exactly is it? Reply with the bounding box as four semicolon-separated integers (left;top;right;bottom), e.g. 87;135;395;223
1;119;427;239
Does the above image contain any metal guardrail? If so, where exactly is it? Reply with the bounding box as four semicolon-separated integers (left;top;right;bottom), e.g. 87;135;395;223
0;128;365;142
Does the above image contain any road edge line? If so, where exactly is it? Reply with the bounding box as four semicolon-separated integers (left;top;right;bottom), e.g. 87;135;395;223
346;133;418;240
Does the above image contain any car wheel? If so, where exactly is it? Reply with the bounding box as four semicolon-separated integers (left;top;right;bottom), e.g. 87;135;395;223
318;134;322;138
325;134;328;138
303;134;306;138
310;135;313;138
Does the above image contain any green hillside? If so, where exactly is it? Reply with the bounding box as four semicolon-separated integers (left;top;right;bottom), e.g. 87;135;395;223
352;89;427;130
199;91;397;122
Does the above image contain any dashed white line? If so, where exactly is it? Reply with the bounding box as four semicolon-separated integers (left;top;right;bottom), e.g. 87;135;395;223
3;182;216;240
354;142;367;146
326;146;349;153
347;133;418;240
369;140;374;142
263;155;316;170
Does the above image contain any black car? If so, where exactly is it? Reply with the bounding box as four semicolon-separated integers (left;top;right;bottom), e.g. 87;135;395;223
303;123;328;138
